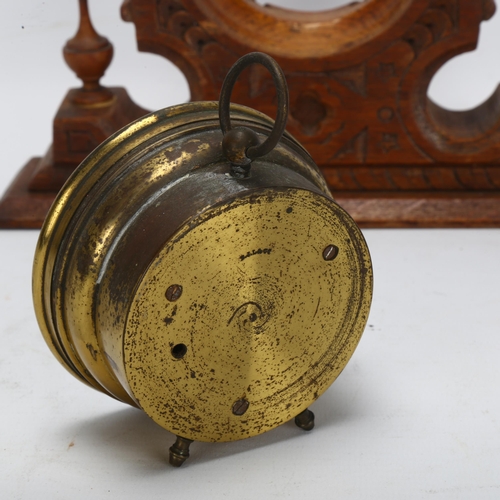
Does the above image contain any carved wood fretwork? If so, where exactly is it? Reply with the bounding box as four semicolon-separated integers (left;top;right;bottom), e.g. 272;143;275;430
122;0;500;226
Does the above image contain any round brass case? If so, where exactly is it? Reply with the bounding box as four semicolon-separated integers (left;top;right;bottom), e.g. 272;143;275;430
127;189;371;441
33;101;372;443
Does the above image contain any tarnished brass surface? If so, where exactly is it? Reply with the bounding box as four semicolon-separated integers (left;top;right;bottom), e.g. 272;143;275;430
33;60;372;449
33;99;332;399
126;189;371;442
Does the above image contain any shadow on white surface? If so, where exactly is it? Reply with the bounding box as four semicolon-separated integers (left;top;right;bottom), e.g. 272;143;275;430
55;370;378;471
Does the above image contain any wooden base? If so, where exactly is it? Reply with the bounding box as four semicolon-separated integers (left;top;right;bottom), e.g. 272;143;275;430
336;192;500;228
2;158;498;229
0;158;55;229
0;86;148;229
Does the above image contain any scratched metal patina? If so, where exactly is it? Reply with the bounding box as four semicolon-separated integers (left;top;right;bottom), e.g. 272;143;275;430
125;189;372;442
33;81;372;459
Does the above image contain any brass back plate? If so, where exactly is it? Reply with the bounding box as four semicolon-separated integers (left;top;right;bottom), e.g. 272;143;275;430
124;188;372;442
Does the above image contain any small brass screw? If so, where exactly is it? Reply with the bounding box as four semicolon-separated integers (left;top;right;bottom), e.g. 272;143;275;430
166;284;183;301
232;399;249;416
323;245;339;261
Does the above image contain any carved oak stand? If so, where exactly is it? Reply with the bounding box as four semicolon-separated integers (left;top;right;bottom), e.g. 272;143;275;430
122;0;500;227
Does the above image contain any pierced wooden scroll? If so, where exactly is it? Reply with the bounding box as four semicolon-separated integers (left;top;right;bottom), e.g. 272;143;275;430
122;0;500;226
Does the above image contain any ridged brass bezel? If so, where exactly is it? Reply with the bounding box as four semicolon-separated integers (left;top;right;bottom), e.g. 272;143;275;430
33;101;372;442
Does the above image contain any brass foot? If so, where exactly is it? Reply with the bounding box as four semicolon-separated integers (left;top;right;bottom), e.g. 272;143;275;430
294;408;315;431
169;436;193;467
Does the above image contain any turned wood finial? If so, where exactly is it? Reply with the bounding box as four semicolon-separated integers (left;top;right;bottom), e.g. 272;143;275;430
63;0;114;105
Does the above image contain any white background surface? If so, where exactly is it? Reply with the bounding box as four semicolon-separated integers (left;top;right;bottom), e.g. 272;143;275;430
1;1;500;499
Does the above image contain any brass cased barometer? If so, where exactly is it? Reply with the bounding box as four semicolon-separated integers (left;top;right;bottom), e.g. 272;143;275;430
33;53;372;466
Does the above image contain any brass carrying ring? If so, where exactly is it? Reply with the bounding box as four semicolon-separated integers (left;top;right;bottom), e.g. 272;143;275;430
219;52;289;166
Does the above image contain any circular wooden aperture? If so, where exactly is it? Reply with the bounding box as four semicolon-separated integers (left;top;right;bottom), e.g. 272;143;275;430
194;0;413;59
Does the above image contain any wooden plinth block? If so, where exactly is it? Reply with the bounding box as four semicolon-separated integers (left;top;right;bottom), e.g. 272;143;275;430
0;158;54;229
0;87;147;228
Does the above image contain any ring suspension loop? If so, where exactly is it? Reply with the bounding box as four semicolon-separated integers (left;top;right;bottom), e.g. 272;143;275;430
219;52;289;168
